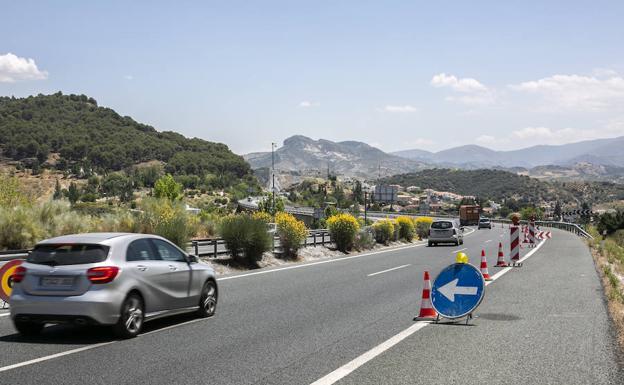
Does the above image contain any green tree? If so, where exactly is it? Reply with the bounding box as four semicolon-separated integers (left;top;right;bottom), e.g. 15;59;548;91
154;174;183;201
67;182;80;204
53;179;63;200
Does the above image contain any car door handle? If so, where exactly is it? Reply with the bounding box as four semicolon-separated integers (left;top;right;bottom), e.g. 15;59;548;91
168;265;178;271
136;265;148;271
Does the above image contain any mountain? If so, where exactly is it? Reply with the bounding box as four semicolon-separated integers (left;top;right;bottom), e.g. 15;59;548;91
392;136;624;169
244;135;427;180
379;168;624;205
0;93;252;183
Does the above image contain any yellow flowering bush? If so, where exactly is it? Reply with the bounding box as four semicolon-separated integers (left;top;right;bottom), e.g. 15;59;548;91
275;212;307;258
396;216;416;242
252;211;274;224
413;216;433;240
373;219;396;244
327;213;360;252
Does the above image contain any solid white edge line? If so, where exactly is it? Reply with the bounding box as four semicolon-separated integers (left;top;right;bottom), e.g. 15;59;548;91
367;264;411;277
309;237;548;385
0;313;10;317
0;227;482;373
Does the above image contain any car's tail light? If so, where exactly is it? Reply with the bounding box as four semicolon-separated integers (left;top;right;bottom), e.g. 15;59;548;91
87;266;119;284
12;266;27;283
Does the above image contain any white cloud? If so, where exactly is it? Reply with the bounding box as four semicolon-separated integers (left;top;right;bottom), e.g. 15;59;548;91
298;101;319;108
431;73;494;105
383;105;417;113
431;73;488;93
0;53;48;82
509;72;624;110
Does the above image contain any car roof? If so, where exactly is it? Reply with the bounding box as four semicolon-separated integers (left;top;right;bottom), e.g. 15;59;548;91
36;233;139;245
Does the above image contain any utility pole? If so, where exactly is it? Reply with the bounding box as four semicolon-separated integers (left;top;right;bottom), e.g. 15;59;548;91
364;191;368;224
271;142;276;214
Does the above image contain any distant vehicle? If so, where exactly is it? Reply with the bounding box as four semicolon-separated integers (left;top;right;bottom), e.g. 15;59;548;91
478;218;492;229
459;205;480;226
428;220;464;246
10;233;218;338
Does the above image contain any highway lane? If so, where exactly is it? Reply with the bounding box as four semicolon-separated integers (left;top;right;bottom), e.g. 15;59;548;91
0;226;544;384
337;228;624;385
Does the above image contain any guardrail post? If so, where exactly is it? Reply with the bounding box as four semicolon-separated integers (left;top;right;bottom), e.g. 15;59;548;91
322;232;325;245
193;241;199;256
213;240;218;258
313;233;317;247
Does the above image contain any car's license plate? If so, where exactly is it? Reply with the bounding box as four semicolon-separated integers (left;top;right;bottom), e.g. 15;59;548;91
41;276;74;287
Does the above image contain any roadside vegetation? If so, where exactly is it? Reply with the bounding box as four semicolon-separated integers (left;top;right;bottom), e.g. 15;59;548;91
587;211;624;349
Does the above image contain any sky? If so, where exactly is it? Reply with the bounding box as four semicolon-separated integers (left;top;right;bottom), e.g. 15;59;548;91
1;0;624;155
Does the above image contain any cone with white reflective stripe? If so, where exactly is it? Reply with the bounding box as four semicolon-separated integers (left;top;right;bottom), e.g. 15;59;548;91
495;241;508;267
414;271;437;320
480;249;492;281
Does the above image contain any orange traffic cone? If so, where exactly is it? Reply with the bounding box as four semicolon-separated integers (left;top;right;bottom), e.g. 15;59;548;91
495;242;508;267
414;271;438;320
480;250;492;281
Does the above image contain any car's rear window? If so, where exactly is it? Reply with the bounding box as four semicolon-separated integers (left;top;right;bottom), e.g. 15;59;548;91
28;244;110;266
431;221;453;229
480;219;490;222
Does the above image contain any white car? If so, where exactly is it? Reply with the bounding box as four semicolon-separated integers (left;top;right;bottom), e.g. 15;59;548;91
428;220;464;246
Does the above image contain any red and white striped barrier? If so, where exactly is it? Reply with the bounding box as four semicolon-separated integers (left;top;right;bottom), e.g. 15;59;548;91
529;221;536;247
510;226;520;264
545;231;552;239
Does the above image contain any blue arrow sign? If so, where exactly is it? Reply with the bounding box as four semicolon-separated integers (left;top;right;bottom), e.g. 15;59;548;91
431;263;485;319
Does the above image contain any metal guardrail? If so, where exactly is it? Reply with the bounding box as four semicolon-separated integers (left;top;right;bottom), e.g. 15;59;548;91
190;229;332;258
489;219;594;239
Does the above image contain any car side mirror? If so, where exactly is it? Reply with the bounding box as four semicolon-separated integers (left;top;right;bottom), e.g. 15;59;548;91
186;254;199;264
460;227;465;232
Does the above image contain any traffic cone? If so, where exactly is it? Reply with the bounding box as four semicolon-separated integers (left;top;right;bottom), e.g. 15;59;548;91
495;242;508;267
480;250;492;281
414;271;437;320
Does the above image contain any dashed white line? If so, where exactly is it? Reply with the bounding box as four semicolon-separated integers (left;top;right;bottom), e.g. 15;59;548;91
452;248;467;254
367;264;411;277
0;313;10;318
309;239;548;385
484;240;492;243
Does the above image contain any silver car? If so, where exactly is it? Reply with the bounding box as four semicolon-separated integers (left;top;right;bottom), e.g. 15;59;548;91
10;233;218;338
428;220;464;246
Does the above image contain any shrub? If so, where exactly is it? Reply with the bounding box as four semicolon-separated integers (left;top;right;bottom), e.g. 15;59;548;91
396;216;416;242
414;216;433;240
326;213;360;252
252;211;273;224
154;174;183;201
354;227;376;251
219;214;272;263
373;219;395;244
275;212;307;258
136;198;196;247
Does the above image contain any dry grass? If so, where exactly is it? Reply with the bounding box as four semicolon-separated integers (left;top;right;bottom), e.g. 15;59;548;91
590;244;624;350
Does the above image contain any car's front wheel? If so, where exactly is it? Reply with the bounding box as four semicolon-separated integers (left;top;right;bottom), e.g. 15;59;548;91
197;280;218;318
113;293;144;339
14;321;44;336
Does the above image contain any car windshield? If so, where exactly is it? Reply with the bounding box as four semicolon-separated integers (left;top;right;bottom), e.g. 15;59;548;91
480;219;490;222
431;221;453;229
28;244;110;266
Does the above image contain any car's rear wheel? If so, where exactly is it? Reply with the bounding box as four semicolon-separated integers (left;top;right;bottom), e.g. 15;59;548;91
113;293;144;339
14;321;44;336
197;280;218;318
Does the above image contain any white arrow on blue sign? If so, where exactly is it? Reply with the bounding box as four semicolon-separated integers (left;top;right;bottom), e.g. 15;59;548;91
431;263;485;319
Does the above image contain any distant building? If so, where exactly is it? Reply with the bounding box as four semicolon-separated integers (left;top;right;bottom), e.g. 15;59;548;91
374;184;399;203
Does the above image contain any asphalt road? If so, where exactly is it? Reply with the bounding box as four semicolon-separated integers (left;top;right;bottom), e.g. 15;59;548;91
0;226;620;384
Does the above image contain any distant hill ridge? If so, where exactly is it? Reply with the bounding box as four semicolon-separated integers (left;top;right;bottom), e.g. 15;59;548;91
0;93;252;182
392;137;624;168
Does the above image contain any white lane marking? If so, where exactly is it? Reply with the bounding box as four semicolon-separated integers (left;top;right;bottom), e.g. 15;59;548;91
310;237;548;385
367;264;411;277
451;248;467;254
0;341;115;373
484;240;492;243
0;313;10;318
0;227;482;373
309;322;429;385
